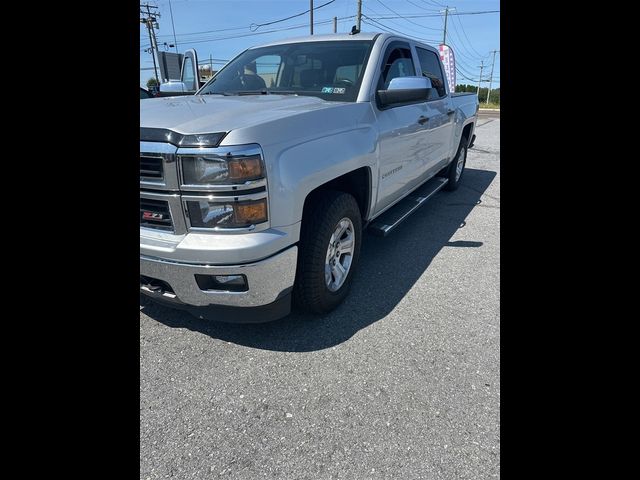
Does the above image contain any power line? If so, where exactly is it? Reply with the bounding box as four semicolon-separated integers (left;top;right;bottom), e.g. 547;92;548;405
420;0;447;8
404;0;440;13
144;9;498;43
373;0;442;31
364;3;442;38
167;0;178;53
447;37;484;64
446;17;487;63
453;13;489;60
455;60;483;80
456;67;479;83
141;15;357;50
250;0;336;31
370;10;500;18
361;15;441;43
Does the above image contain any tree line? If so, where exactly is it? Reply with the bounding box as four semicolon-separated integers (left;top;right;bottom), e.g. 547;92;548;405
455;84;500;104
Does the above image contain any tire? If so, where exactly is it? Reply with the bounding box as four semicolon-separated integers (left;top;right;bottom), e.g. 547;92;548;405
294;191;362;314
444;136;468;191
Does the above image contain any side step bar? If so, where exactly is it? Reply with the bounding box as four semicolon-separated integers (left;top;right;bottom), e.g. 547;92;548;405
368;177;448;237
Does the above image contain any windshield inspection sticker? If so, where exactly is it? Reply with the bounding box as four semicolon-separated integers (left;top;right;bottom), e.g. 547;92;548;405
321;87;346;94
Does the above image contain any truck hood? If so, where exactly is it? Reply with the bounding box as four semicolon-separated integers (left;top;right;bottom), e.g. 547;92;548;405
140;94;348;135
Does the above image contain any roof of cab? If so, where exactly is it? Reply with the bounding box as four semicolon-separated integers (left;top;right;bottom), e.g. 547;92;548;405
249;32;440;53
250;32;392;49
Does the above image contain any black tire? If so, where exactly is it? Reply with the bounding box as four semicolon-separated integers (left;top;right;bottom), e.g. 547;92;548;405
294;191;362;314
444;136;468;191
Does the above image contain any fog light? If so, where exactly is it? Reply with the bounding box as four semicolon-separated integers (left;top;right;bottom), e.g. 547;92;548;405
195;274;248;292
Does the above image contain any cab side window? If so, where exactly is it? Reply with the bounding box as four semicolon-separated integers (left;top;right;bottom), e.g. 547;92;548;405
415;47;447;98
182;56;196;91
379;46;416;90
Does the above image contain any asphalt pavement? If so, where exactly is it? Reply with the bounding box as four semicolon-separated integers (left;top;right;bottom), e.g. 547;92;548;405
140;118;500;479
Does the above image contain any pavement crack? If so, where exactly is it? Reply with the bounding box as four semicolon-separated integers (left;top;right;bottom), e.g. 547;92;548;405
476;119;495;127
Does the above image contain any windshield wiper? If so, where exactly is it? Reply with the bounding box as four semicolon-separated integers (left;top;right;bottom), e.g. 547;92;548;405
211;90;300;96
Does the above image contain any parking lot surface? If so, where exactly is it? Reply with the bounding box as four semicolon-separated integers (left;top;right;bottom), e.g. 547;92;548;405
140;118;500;479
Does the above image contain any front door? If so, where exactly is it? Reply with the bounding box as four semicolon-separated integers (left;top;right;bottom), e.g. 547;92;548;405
373;41;434;215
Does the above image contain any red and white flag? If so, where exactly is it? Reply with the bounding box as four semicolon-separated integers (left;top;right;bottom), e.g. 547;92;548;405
439;44;456;94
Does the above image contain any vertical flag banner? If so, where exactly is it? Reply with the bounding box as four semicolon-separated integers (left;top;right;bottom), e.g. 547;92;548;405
439;44;456;94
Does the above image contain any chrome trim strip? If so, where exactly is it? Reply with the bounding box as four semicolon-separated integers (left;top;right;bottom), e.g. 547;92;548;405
189;225;258;233
181;192;268;202
179;178;267;193
175;144;262;156
140;141;178;154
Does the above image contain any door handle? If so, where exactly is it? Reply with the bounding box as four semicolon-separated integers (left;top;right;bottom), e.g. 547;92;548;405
418;116;429;125
447;109;455;115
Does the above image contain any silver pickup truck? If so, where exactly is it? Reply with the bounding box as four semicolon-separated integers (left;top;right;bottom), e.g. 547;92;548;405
140;32;478;322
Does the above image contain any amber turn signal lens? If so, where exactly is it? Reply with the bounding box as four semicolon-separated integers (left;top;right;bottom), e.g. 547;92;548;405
228;156;263;181
235;199;268;224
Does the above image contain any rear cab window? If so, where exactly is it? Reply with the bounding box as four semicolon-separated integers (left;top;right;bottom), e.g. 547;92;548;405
415;47;448;98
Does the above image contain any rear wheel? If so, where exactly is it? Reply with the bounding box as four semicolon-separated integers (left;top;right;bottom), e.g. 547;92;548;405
294;191;362;314
444;136;468;191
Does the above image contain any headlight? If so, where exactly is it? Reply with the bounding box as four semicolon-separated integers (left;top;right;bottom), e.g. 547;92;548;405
186;198;268;228
180;148;264;186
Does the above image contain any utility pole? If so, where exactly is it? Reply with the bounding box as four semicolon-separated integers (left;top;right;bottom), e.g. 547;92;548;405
140;4;161;85
477;60;484;96
440;6;456;44
333;16;337;33
357;0;362;32
486;50;500;105
168;0;178;53
310;0;314;35
210;54;213;79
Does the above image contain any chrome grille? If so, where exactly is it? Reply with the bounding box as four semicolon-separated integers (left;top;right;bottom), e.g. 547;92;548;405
140;197;173;231
140;155;163;179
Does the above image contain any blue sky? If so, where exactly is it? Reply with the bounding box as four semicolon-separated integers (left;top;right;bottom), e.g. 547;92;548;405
140;0;500;89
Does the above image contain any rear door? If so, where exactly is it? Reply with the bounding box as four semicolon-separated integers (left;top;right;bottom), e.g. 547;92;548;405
414;45;456;174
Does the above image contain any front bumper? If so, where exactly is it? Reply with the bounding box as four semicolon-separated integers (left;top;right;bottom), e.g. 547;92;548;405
140;245;297;322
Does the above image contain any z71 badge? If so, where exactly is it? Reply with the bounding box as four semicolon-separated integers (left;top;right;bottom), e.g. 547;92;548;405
142;211;163;220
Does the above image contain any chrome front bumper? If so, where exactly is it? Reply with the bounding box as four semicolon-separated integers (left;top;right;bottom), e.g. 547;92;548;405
140;245;297;308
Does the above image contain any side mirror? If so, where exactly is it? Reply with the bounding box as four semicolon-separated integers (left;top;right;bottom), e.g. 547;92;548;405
159;81;189;93
378;76;432;108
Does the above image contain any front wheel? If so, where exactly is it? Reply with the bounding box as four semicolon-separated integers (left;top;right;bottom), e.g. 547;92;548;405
294;191;362;314
444;136;468;191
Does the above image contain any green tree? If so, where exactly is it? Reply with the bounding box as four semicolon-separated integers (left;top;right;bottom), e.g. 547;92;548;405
454;84;500;105
146;77;159;89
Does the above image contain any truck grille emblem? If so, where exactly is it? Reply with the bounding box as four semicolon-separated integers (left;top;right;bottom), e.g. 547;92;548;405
142;211;163;220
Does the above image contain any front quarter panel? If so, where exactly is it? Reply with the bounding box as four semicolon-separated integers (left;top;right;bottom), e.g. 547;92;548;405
222;103;379;230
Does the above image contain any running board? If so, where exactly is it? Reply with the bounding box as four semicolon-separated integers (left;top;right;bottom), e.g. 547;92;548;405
368;177;449;237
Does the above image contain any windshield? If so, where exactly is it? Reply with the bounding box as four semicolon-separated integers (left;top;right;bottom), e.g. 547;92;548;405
198;41;374;102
